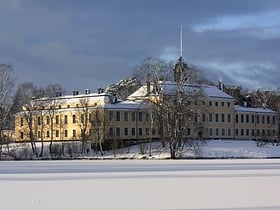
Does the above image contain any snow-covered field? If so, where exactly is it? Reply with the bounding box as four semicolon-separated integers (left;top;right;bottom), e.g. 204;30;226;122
1;159;280;210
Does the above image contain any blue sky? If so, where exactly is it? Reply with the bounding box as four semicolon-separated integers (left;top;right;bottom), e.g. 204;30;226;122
0;0;279;93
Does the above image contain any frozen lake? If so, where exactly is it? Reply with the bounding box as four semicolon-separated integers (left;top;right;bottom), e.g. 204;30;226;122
1;159;280;210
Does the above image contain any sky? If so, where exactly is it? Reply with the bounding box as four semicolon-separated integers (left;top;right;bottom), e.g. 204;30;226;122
0;0;279;94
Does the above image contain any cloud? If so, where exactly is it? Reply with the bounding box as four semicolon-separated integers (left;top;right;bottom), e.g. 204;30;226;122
193;10;280;39
0;0;279;93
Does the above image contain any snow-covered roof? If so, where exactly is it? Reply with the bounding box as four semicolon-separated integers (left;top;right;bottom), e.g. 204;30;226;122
128;81;234;100
234;105;277;114
101;101;147;110
202;85;234;99
34;92;112;105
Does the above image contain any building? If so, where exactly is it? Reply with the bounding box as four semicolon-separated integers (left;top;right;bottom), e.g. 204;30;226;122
14;58;279;145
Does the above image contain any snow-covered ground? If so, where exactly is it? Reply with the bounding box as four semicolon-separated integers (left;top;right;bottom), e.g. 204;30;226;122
1;159;280;210
99;139;280;159
2;139;280;160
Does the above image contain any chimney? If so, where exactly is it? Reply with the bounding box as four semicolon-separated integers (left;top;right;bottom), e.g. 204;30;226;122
56;92;62;97
85;89;90;95
73;90;79;96
146;74;151;95
218;78;224;91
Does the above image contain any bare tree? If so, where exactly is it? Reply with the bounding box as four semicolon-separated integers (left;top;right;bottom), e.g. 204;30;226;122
0;64;14;159
43;84;65;158
249;88;275;108
76;98;92;157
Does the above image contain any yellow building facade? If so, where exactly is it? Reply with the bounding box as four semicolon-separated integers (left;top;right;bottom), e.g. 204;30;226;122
14;83;279;144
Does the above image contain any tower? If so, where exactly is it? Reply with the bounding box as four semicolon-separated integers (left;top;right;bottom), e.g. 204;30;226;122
173;26;187;83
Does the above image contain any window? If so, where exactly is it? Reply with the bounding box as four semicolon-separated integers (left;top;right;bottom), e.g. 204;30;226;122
227;114;231;123
215;101;219;107
252;115;255;124
267;129;270;136
215;128;219;136
145;128;149;135
109;111;113;121
145;113;149;121
152;128;156;136
124;128;128;136
73;129;76;138
257;115;260;124
262;129;265;136
55;115;59;124
252;129;255;137
81;114;85;124
46;116;50;125
64;115;68;124
267;116;270;124
88;114;92;123
235;129;238;136
227;102;231;107
131;128;136;136
241;114;244;123
221;114;225;122
37;117;41;125
215;113;219;122
246;129;249;136
37;131;41;138
273;116;276;124
241;129;244;136
256;129;260;136
222;128;225;136
72;115;76;123
246;115;249;123
209;128;213;136
209;113;213;122
262;116;265;124
187;128;191;136
109;127;113;135
20;117;24;126
20;131;24;139
131;112;136;121
236;114;239;123
139;128;142;136
46;131;50;138
124;112;128;121
228;129;231;136
64;130;68;138
116;127;120;137
138;112;142;121
221;102;224;107
56;130;59;138
209;101;212;106
202;113;206;122
116;111;120;121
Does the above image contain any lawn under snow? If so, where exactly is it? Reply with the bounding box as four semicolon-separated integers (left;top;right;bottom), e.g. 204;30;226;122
2;139;280;160
98;139;280;159
1;159;280;210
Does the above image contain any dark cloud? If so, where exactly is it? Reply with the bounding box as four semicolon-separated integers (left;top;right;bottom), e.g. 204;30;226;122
0;0;279;93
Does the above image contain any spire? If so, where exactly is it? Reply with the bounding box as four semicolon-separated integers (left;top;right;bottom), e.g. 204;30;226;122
180;25;183;58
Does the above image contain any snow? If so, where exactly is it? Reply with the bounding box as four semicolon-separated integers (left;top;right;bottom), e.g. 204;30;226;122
127;82;234;100
1;159;280;210
1;140;280;209
202;84;234;99
234;105;277;113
